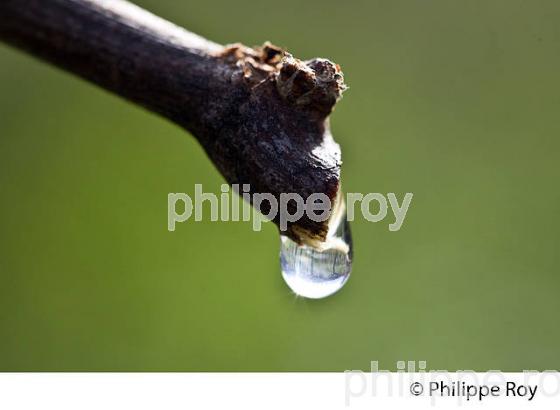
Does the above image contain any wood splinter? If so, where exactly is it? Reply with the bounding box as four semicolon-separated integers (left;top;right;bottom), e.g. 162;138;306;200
0;0;348;246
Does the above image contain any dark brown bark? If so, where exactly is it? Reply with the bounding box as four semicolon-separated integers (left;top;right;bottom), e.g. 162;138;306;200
0;0;347;245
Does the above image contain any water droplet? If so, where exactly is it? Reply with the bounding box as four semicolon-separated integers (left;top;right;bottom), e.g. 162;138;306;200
280;200;352;299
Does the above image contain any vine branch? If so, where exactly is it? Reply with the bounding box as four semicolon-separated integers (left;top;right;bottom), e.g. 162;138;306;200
0;0;347;245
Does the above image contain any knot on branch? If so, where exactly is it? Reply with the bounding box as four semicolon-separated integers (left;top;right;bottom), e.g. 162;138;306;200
215;42;346;245
276;55;346;116
218;42;347;117
218;41;284;85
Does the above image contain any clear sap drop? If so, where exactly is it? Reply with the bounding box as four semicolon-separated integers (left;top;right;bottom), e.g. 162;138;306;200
280;202;352;299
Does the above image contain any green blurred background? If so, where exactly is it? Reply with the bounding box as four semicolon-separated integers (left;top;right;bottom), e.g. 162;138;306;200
1;0;559;371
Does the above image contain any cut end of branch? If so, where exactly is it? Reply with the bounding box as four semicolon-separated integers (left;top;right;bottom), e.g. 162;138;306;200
208;42;348;246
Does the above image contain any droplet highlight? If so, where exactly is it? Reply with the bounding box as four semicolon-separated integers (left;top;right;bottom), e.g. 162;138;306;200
280;201;352;299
